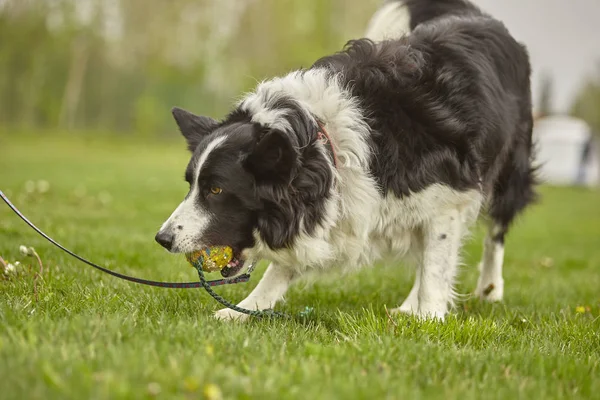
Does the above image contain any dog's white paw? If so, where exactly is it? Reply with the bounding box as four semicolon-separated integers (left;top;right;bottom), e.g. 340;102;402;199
390;301;418;315
414;309;446;322
389;306;413;315
390;293;447;321
475;275;504;302
389;305;446;321
389;289;420;315
214;308;249;322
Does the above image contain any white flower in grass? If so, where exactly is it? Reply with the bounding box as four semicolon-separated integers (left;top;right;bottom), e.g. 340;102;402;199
37;180;50;193
19;245;37;257
4;263;16;274
19;245;31;256
24;180;36;194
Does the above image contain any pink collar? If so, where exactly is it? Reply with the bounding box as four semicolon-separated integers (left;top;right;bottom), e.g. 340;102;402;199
317;122;339;169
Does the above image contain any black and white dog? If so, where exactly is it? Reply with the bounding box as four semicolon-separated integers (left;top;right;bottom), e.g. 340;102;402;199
156;0;536;321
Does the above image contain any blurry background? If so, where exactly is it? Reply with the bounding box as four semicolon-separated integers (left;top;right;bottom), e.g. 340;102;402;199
0;0;383;137
0;0;599;183
2;4;599;398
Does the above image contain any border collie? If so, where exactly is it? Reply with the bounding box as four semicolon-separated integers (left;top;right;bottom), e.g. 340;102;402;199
155;0;536;321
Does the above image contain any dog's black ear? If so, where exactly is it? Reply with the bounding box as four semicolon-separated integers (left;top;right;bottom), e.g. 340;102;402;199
257;207;297;249
245;129;297;183
172;107;218;152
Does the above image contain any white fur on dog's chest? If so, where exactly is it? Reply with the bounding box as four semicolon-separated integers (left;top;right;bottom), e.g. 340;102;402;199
251;182;481;274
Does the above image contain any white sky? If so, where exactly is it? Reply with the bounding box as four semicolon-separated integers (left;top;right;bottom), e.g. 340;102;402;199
473;0;600;113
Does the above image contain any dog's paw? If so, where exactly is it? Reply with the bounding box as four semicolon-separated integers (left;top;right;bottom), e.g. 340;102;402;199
475;277;504;302
414;309;446;322
214;308;249;322
391;294;419;315
389;305;446;321
474;283;504;302
389;303;417;316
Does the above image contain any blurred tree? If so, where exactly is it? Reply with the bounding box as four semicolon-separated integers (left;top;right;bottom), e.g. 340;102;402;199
571;63;600;137
0;0;380;136
537;72;554;118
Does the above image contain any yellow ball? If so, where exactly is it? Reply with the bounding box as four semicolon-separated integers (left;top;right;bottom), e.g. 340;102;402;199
186;246;233;272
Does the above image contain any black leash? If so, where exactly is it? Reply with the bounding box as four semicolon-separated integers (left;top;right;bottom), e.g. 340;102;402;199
196;266;286;319
0;190;250;288
1;190;287;318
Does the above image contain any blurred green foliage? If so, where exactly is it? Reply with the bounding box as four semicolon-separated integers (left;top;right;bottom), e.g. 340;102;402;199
0;0;379;137
571;63;600;137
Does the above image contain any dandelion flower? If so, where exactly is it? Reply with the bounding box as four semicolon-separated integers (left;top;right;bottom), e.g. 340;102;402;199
203;384;223;400
19;245;31;256
4;263;16;274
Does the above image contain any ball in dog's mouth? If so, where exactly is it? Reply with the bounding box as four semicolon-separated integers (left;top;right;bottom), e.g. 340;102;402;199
185;246;245;277
219;253;245;277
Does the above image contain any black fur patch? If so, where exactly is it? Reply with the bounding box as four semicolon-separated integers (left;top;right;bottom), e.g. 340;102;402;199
313;0;536;230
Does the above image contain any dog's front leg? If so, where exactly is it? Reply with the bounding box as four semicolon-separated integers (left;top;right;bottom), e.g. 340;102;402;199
416;209;463;321
214;262;295;321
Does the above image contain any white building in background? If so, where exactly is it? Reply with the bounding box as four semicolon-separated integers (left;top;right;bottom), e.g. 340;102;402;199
533;115;599;187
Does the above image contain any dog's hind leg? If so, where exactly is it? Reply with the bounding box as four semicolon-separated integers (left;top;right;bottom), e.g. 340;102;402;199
214;263;295;321
474;222;506;301
476;120;537;302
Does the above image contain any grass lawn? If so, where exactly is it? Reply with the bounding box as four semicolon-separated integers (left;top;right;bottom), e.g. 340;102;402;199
1;133;600;400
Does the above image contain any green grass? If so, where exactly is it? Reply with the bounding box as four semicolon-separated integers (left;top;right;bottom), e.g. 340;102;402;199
1;133;600;400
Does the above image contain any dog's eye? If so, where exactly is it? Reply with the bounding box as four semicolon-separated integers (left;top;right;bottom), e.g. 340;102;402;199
210;187;222;195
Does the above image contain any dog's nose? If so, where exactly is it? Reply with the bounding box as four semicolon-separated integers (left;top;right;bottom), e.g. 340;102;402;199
155;231;174;250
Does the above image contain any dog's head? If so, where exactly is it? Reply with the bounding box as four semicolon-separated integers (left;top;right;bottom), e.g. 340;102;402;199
155;106;333;275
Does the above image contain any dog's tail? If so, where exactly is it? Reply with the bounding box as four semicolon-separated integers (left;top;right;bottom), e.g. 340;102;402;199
364;0;482;41
364;1;412;41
